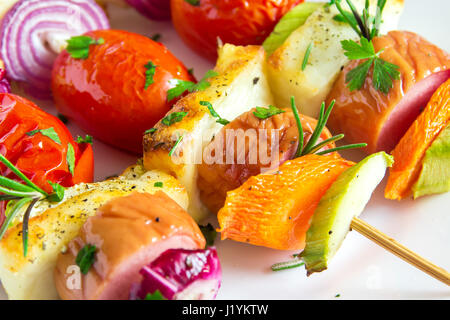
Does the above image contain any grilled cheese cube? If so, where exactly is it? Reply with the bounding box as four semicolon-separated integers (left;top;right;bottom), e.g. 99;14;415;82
267;0;404;118
0;167;188;300
143;44;275;221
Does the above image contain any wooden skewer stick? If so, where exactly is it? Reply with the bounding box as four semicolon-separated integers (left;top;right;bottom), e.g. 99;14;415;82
350;217;450;286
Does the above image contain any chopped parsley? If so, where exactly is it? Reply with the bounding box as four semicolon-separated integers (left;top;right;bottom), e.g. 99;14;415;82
184;0;200;6
145;128;157;134
199;223;217;247
150;33;161;42
76;244;97;275
253;105;285;120
200;101;229;125
66;143;76;176
167;70;218;101
144;61;157;90
26;128;61;144
66;36;104;60
76;135;93;144
162;111;188;126
144;290;166;300
47;181;65;202
342;38;400;93
154;182;163;188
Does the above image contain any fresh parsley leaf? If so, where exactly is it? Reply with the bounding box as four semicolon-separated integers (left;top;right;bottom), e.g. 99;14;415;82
144;290;166;300
167;70;218;101
302;42;313;71
199;223;217;247
66;36;104;60
200;101;230;125
76;135;93;144
345;59;373;91
342;38;400;93
144;61;157;90
184;0;200;6
372;58;400;94
145;128;157;134
162;112;188;126
253;105;286;120
66;144;76;176
154;182;163;188
26;128;61;144
341;37;376;60
76;244;97;275
47;181;65;202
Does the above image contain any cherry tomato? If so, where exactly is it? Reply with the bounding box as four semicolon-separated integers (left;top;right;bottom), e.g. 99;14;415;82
52;30;195;154
171;0;303;61
0;93;94;194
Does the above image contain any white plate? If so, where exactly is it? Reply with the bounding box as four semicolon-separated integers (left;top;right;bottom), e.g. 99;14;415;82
1;0;449;300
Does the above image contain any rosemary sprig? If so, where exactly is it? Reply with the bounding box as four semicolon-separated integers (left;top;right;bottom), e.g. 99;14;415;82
290;96;366;157
0;154;65;256
271;255;305;271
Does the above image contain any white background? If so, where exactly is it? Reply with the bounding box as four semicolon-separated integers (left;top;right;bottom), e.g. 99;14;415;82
1;0;449;299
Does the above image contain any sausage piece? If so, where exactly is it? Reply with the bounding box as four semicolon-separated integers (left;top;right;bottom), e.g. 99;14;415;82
327;31;450;153
54;192;205;300
197;108;334;213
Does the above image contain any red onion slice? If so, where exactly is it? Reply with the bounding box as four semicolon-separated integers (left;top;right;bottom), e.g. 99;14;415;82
130;247;222;300
0;0;109;99
125;0;171;21
0;68;11;93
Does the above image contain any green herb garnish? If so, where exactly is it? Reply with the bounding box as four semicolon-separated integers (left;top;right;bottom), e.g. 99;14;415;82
154;182;163;188
76;244;97;274
302;42;313;71
253;105;285;120
26;128;61;145
66;36;104;60
271;256;305;271
66;144;75;176
150;33;161;42
144;61;157;90
162;112;188;126
184;0;200;6
290;96;366;157
200;101;230;125
169;135;184;157
144;290;167;300
0;154;65;257
76;135;93;144
341;37;400;93
167;70;218;101
332;0;399;94
199;223;217;247
145;128;157;135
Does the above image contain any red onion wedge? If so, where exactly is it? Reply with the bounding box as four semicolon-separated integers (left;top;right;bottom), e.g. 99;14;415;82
0;0;109;99
130;247;222;300
125;0;171;21
0;61;11;93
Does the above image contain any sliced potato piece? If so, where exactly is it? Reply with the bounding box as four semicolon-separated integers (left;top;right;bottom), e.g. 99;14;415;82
267;0;404;117
301;152;393;275
143;44;275;221
0;165;188;300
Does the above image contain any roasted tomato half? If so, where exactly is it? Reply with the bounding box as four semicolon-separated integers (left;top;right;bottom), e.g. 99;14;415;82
171;0;303;61
0;93;94;194
52;30;195;154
